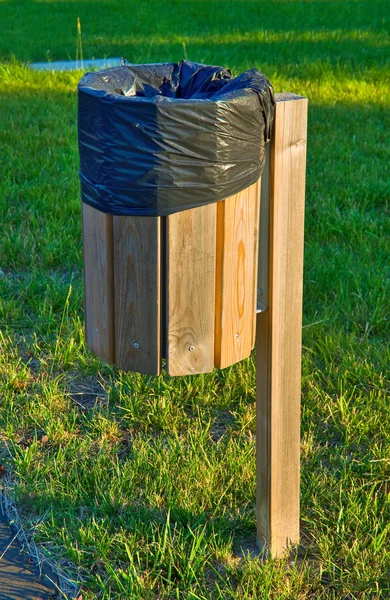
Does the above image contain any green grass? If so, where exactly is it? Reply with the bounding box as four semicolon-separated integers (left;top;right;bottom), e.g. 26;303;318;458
0;1;389;598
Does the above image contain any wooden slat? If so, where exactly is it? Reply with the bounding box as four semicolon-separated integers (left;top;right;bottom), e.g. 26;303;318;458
82;203;115;364
214;180;260;369
113;216;161;375
256;93;308;557
166;204;216;376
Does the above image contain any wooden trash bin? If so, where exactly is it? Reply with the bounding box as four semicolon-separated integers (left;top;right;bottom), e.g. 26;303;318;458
83;178;260;376
81;90;308;558
78;62;274;378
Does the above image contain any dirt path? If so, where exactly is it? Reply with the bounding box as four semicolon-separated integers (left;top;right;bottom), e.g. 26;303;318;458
0;503;57;600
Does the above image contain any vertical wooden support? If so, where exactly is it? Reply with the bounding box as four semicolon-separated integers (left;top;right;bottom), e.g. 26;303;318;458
114;216;161;375
256;93;308;556
166;204;216;376
82;203;115;364
214;180;260;369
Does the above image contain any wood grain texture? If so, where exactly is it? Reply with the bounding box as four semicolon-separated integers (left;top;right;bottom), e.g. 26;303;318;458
166;204;216;376
82;203;115;364
256;93;308;556
114;216;161;375
214;180;260;369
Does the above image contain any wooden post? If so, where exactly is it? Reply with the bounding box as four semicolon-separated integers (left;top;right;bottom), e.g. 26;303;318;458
256;93;308;557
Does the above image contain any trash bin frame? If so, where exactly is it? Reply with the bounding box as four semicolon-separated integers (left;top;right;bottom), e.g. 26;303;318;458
82;92;308;557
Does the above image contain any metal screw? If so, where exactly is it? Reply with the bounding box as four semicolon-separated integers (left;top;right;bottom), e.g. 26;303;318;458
133;342;139;349
188;345;195;352
95;328;99;333
234;333;239;340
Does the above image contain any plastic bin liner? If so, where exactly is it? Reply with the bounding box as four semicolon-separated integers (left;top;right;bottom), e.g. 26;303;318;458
78;60;274;216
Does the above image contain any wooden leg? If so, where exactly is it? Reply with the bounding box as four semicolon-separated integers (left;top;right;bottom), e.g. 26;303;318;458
256;93;308;557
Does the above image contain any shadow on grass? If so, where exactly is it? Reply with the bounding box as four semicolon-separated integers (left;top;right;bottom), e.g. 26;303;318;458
0;0;389;64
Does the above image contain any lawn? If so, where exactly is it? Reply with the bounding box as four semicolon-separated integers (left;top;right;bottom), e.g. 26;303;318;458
0;1;389;598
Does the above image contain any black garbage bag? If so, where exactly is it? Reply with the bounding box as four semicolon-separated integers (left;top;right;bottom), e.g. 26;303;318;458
78;60;275;216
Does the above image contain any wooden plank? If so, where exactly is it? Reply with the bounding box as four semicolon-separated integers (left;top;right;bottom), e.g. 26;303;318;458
82;203;115;364
256;93;308;557
114;216;161;375
166;204;216;376
214;180;260;369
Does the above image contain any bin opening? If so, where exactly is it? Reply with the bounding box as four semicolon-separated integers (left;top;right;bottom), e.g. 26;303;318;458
87;60;274;107
105;60;240;100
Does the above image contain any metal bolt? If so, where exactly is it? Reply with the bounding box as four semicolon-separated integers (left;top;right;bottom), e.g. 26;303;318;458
234;333;239;340
133;342;139;349
188;345;195;352
95;328;99;333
